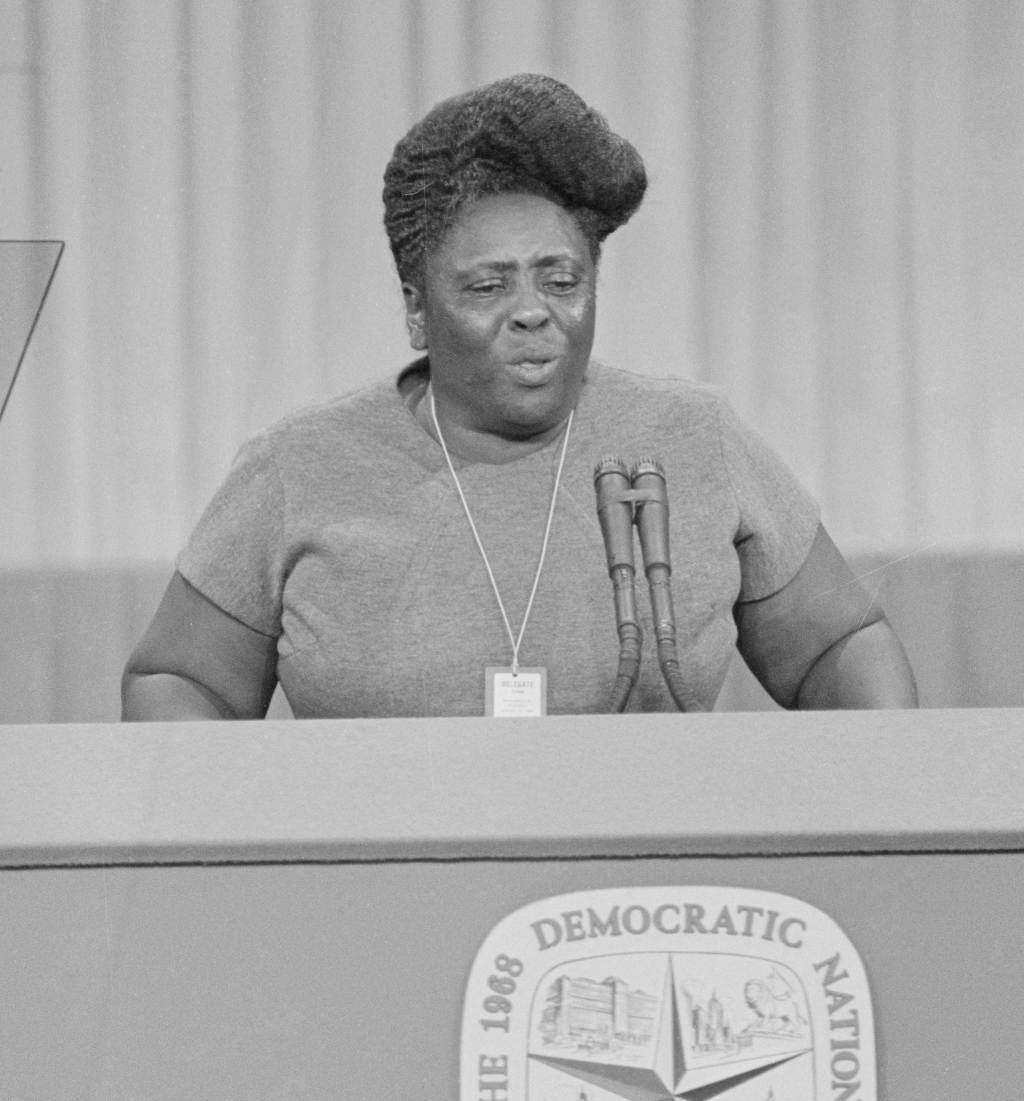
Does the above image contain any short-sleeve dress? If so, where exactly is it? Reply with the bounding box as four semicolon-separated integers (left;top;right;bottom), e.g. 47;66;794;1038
177;360;819;717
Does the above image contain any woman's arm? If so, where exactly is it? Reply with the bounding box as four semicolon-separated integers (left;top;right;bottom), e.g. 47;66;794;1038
121;572;279;720
734;524;918;709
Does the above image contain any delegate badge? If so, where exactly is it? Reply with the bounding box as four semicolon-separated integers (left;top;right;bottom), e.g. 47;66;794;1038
486;666;548;717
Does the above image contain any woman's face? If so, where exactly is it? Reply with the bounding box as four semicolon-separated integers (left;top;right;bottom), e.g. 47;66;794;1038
404;191;597;441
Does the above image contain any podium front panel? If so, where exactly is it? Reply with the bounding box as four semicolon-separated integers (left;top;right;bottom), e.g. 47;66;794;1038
2;711;1022;1099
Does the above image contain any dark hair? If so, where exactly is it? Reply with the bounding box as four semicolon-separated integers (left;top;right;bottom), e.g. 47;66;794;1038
383;73;647;286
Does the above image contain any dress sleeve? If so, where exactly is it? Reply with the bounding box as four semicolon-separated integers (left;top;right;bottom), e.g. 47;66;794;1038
716;398;821;603
175;434;285;636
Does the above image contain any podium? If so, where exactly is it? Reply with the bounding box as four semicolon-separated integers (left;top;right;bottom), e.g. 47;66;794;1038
3;709;1023;1098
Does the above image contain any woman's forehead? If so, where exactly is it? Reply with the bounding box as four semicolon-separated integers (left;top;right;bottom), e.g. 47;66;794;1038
430;193;590;271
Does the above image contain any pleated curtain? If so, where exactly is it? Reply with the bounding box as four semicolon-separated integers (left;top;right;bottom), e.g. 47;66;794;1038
1;0;1022;720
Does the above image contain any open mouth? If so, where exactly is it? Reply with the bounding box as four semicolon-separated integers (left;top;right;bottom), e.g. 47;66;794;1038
509;357;559;385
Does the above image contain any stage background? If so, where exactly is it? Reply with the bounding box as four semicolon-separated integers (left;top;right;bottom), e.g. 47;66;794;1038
1;0;1021;722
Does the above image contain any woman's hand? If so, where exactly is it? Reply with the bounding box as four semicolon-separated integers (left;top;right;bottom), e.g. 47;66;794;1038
734;524;918;710
121;572;278;720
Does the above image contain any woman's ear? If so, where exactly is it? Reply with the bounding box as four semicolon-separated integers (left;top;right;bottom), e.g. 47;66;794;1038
402;283;427;351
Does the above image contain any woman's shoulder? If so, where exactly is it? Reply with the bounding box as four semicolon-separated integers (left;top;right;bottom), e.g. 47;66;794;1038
582;360;732;431
241;372;411;462
586;359;725;400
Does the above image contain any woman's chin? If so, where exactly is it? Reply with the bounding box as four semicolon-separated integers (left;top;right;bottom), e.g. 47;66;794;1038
491;397;573;440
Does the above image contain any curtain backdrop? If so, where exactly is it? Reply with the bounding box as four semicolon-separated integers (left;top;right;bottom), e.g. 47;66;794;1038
3;0;1021;566
1;0;1022;720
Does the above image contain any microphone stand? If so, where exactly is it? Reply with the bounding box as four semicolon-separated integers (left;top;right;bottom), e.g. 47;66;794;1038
593;458;643;712
631;459;706;712
593;457;707;713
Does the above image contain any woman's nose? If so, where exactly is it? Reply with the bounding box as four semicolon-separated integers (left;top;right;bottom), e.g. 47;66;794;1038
509;286;550;330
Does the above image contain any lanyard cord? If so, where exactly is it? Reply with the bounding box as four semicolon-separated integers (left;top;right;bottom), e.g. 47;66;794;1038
430;390;574;676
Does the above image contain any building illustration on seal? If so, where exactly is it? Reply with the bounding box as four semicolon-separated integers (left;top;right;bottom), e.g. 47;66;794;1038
528;953;812;1098
538;973;659;1051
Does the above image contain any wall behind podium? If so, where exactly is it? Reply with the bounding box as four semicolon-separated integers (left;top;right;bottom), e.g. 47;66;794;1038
1;2;1022;721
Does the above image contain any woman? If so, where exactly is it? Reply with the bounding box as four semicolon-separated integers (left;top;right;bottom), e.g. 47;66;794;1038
122;74;917;720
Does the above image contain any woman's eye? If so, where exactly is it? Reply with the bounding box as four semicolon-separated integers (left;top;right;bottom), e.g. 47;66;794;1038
545;275;579;294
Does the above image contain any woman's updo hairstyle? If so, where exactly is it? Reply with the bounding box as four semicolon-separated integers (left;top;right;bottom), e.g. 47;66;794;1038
383;73;647;287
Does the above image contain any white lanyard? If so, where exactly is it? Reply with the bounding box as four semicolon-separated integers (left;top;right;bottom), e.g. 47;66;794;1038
430;390;574;675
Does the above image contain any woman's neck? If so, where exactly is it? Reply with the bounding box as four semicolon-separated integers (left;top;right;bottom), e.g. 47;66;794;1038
413;382;572;465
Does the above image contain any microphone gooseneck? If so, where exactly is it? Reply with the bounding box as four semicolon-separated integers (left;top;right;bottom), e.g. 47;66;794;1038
593;456;707;713
631;459;705;712
593;457;642;712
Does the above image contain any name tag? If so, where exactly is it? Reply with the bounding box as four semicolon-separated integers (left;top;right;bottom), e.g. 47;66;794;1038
485;666;547;717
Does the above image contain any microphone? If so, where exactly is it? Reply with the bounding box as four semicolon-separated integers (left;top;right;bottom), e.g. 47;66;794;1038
631;458;705;712
594;457;635;573
631;458;670;572
593;457;642;712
